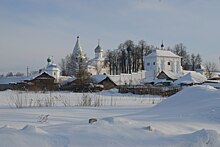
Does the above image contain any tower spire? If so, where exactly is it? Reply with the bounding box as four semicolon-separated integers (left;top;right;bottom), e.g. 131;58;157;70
72;36;85;59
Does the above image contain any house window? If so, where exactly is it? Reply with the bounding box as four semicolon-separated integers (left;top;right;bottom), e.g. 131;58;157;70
147;63;150;66
168;62;170;65
153;62;155;65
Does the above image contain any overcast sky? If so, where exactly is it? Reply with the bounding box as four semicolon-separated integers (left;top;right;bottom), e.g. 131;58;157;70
0;0;220;74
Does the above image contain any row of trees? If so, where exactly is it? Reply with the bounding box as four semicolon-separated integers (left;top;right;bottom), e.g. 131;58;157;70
172;43;202;71
0;72;25;77
104;40;152;75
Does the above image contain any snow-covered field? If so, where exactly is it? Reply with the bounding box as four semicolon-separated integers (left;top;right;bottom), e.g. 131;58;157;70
0;86;220;147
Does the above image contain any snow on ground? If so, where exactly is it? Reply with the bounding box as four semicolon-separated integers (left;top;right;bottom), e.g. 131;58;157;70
145;85;220;122
0;86;220;146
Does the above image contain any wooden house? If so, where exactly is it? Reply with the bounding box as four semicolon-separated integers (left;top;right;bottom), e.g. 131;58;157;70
25;72;56;91
91;75;117;90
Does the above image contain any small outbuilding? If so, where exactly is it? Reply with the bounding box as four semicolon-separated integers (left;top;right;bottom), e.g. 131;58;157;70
91;74;117;90
157;71;181;81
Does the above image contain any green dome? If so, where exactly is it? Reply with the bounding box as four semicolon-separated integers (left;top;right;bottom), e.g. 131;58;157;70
47;57;52;63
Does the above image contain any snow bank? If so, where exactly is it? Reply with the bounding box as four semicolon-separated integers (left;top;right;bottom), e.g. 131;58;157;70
148;85;220;122
1;122;220;147
0;125;68;147
156;129;220;147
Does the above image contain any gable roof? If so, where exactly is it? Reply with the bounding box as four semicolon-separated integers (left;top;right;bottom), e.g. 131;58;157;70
92;74;108;83
146;49;180;58
25;72;55;81
0;72;55;85
158;71;182;80
91;74;116;85
60;76;76;85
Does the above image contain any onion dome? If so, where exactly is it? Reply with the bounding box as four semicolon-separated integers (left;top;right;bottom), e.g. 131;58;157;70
161;40;164;49
94;44;103;53
47;57;52;63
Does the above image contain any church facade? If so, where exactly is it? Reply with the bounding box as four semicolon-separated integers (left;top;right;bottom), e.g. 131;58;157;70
144;48;183;79
87;43;109;75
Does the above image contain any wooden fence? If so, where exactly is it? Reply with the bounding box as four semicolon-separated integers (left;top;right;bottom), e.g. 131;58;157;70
118;85;182;97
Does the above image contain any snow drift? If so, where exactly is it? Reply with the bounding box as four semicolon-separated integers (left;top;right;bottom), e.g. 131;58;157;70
149;85;220;121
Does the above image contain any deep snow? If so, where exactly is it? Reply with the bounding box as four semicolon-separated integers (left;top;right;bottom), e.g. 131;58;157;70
0;85;220;147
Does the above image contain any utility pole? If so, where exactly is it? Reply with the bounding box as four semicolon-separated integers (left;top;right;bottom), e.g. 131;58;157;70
27;66;29;78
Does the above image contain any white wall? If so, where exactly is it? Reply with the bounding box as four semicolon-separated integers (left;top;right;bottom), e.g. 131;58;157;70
109;71;146;85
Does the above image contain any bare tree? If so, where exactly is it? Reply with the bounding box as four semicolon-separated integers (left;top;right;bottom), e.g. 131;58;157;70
191;53;196;71
172;43;190;70
104;40;153;75
6;72;13;77
204;61;217;79
15;72;24;77
59;54;72;76
195;54;202;65
138;40;150;70
191;53;203;71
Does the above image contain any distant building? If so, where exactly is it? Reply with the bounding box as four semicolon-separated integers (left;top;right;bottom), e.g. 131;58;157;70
88;42;109;75
39;57;61;83
71;36;109;75
144;48;182;79
91;74;116;90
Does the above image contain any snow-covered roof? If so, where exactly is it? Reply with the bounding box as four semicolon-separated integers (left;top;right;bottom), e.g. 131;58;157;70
59;76;76;85
174;71;207;85
91;74;112;84
0;72;55;85
146;49;180;58
0;76;26;84
47;63;59;69
25;72;55;81
40;63;60;72
143;77;167;84
88;57;105;66
160;71;182;80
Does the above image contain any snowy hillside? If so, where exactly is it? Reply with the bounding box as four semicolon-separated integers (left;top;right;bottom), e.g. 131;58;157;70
0;86;220;146
147;85;220;122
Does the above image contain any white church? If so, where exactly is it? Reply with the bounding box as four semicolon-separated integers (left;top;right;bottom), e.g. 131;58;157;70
38;57;61;83
72;36;109;75
144;45;183;79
